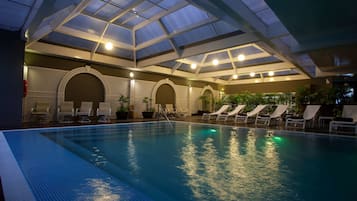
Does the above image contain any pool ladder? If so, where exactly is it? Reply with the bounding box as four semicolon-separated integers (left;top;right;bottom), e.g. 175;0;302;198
158;104;173;127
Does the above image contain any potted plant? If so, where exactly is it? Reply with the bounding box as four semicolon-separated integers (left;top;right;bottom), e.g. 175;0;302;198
116;94;129;119
142;97;155;118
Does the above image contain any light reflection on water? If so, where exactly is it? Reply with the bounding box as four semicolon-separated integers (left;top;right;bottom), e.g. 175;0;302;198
75;178;121;201
179;127;292;201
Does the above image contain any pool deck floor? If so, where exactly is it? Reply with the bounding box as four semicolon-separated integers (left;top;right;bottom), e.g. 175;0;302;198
19;115;354;136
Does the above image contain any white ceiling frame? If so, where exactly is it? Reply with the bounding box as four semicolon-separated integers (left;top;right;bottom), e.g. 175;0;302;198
133;1;189;31
195;54;208;75
227;74;308;85
158;19;181;57
28;42;134;67
137;32;259;67
56;26;133;50
26;0;91;48
136;17;219;50
190;52;270;68
171;62;182;74
197;62;295;78
90;0;145;59
21;0;43;38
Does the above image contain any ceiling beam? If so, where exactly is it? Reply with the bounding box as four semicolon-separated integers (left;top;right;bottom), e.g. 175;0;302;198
137;32;259;67
21;0;43;38
197;62;295;78
158;19;181;57
171;62;182;74
26;0;91;48
226;74;308;85
28;42;134;67
56;26;133;50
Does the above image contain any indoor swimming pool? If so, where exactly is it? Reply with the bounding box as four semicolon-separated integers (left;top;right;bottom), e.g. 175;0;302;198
2;121;357;201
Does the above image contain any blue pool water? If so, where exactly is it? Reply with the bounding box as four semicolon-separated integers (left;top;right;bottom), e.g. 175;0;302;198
4;122;357;201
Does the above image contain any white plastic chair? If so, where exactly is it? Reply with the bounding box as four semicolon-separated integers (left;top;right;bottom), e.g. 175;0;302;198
76;101;93;123
31;102;50;122
255;105;288;126
285;105;321;129
57;101;74;123
97;102;111;123
202;105;230;120
235;105;267;123
329;105;357;134
216;105;246;121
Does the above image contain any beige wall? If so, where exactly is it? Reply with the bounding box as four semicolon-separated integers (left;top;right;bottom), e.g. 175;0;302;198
24;66;217;121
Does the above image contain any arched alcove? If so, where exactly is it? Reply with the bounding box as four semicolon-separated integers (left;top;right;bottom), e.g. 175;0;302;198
156;84;175;104
151;78;178;106
57;66;111;114
65;73;105;113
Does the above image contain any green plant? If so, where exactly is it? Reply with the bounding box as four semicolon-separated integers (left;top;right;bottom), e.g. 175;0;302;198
117;94;129;112
142;97;155;112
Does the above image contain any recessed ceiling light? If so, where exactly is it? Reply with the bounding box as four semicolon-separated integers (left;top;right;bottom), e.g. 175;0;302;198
268;71;274;76
74;56;81;59
212;59;219;66
105;42;113;50
237;54;245;61
129;72;134;78
190;63;197;70
250;72;255;77
232;74;238;79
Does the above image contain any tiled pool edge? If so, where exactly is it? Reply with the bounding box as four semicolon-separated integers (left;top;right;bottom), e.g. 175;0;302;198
0;132;36;201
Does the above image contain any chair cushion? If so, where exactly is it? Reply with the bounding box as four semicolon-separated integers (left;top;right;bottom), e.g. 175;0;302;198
334;117;353;122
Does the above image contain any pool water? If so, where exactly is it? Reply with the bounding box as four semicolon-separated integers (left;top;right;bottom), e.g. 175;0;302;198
4;122;357;201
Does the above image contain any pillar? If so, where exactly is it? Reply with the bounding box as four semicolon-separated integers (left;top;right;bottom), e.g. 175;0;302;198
0;30;25;129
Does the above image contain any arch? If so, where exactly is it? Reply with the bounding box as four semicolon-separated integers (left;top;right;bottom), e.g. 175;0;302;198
200;85;215;96
151;78;178;105
200;85;215;112
57;66;110;105
156;84;175;104
65;73;105;112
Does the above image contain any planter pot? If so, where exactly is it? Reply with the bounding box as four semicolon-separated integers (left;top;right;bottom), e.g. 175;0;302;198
142;111;154;119
116;111;128;120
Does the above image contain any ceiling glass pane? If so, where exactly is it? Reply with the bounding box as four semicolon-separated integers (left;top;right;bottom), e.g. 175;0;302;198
65;14;106;36
42;32;95;51
104;24;133;45
136;21;165;44
161;5;210;33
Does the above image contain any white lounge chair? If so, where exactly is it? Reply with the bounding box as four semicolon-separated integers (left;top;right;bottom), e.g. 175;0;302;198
329;105;357;135
202;105;230;120
57;101;74;123
235;105;267;123
216;105;246;121
76;101;93;123
285;105;321;129
97;102;111;123
31;102;50;123
255;105;288;126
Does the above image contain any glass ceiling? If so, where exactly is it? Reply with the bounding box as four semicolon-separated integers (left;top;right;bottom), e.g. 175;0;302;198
27;0;310;84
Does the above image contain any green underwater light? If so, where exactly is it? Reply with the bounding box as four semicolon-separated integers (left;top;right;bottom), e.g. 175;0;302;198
273;136;283;142
209;129;217;133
